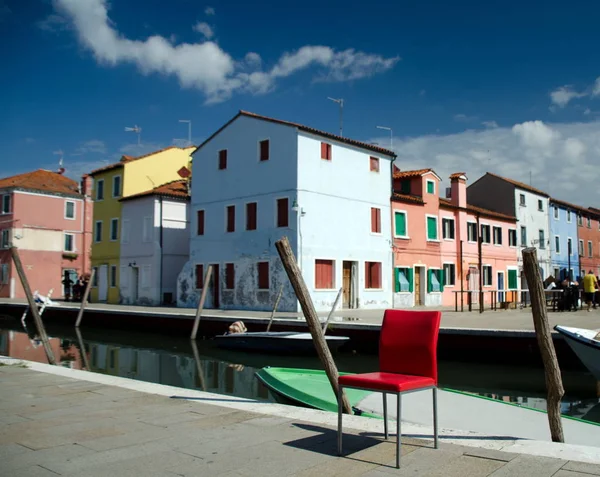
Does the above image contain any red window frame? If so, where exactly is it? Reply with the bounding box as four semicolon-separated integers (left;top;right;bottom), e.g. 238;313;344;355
315;259;334;289
257;262;270;289
371;207;381;233
365;262;381;289
246;202;257;230
320;142;332;161
218;149;228;170
226;205;235;232
259;140;269;161
277;198;289;228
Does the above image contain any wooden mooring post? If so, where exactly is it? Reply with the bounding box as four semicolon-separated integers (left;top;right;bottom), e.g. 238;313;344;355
522;247;565;442
322;287;343;334
10;247;56;365
74;327;91;371
266;284;284;332
190;339;207;391
191;265;213;340
75;268;95;328
275;236;353;415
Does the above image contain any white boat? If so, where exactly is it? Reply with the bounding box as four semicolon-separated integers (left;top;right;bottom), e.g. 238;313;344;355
214;332;349;355
555;325;600;381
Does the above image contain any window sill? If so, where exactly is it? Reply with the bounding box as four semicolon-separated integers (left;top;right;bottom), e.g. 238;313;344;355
426;239;441;243
428;291;442;294
370;232;383;236
314;288;338;292
65;217;76;221
365;288;384;292
395;291;412;294
394;235;410;240
444;284;456;288
443;238;455;241
493;244;503;247
257;288;270;292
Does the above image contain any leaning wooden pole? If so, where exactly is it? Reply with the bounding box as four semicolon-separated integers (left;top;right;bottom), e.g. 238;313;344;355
522;247;565;442
275;236;353;415
190;265;213;340
10;247;56;365
75;268;95;328
266;284;284;332
323;287;343;334
74;327;91;371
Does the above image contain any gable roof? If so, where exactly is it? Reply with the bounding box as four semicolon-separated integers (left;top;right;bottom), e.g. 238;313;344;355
0;169;81;197
119;179;189;202
439;198;517;221
476;172;550;197
392;168;442;181
90;146;195;176
192;110;397;158
449;172;467;180
391;192;425;205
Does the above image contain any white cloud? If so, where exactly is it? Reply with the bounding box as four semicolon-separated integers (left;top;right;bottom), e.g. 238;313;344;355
204;6;215;15
54;0;399;103
37;13;70;32
71;139;107;156
193;21;214;39
453;113;477;123
549;85;587;108
379;119;600;204
482;120;499;129
593;77;600;97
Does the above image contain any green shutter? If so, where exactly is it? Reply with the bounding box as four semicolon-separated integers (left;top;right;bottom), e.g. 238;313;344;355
508;269;517;289
427;269;433;293
395;213;406;236
427;181;434;194
439;269;445;292
394;268;400;293
427;217;437;240
408;268;414;292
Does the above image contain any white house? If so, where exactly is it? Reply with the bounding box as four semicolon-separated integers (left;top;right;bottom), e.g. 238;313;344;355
467;172;551;283
120;180;190;306
176;110;397;312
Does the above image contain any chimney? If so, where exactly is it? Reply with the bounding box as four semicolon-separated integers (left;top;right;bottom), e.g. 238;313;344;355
449;172;467;208
80;174;93;196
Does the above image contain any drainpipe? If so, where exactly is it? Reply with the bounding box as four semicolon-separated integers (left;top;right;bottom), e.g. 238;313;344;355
159;196;164;305
477;213;483;313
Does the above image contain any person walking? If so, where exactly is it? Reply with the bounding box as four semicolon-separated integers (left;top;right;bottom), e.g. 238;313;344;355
583;270;598;312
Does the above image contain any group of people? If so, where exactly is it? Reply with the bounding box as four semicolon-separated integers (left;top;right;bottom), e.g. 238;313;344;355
547;270;599;312
61;271;91;302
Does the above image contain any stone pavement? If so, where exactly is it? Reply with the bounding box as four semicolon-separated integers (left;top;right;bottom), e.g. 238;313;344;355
2;365;600;476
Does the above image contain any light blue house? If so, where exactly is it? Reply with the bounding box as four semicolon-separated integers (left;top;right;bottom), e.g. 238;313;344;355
549;199;580;281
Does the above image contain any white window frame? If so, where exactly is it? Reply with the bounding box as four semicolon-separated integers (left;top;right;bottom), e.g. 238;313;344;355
425;214;439;242
112;175;122;198
480;223;491;244
426;179;436;195
567;237;573;256
492;226;502;246
110;218;119;242
554;235;560;255
1;194;11;214
567;210;572;223
553;206;559;220
110;265;117;288
538;229;545;249
482;265;493;287
443;262;456;287
467;221;478;243
537;199;543;212
393;210;409;239
94;220;103;243
579;239;584;256
428;266;443;293
395;267;411;293
64;200;76;220
519;193;526;206
508;228;517;248
520;226;527;247
587;217;592;228
1;229;9;249
588;240;593;258
442;217;455;240
0;262;8;284
96;179;105;201
63;232;75;252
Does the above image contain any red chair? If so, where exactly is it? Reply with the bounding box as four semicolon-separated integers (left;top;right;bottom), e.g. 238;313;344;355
337;309;441;468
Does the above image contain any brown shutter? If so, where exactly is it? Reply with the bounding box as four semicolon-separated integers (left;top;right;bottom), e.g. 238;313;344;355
315;259;332;289
376;208;381;233
374;262;381;288
219;150;227;169
227;205;235;232
258;262;269;289
195;264;204;289
365;262;371;288
321;142;327;159
371;208;377;233
246;202;257;230
225;263;234;289
277;198;289;227
260;140;269;161
197;210;204;235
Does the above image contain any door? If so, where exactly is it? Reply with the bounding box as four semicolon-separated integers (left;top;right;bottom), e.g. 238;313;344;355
468;266;479;304
497;272;505;303
414;267;422;305
211;264;220;308
131;267;139;303
98;265;108;301
342;261;352;308
62;268;77;298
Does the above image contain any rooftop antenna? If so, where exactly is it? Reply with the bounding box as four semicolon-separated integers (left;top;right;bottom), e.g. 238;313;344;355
179;119;192;146
53;150;65;174
125;125;142;147
376;125;393;151
327;97;344;137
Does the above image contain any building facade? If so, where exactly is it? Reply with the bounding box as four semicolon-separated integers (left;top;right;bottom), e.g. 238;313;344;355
119;180;190;306
89;146;194;303
177;110;396;312
577;208;600;278
549;199;580;281
0;169;93;299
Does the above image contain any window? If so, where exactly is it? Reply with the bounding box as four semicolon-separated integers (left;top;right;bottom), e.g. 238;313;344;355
579;239;584;255
315;259;335;289
94;221;103;242
394;211;407;238
553;206;559;220
110;265;117;288
0;263;8;285
226;205;235;232
64;233;74;252
371;207;381;233
587;217;592;228
480;224;491;244
142;216;152;242
483;265;493;286
92;267;98;287
218;149;228;170
428;269;443;293
537;199;543;211
121;219;130;244
554;236;560;254
394;267;412;292
112;175;121;198
553;267;560;279
508;229;517;247
1;195;10;214
508;269;518;289
365;261;382;289
246;202;257;230
400;180;411;194
277;198;289;227
442;218;455;240
195;264;204;289
110;218;119;241
65;201;75;219
567;237;573;256
257;262;270;289
96;179;104;200
426;216;438;241
538;229;545;249
369;156;379;172
467;222;478;242
520;226;527;246
197;210;205;236
519;194;525;206
443;263;456;286
578;214;583;226
493;226;502;245
426;180;435;194
567;210;572;222
1;229;9;248
225;263;235;289
589;241;593;258
320;142;332;161
259;140;269;161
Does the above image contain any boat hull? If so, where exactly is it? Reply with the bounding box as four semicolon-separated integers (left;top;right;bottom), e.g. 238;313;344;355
214;332;349;355
555;325;600;381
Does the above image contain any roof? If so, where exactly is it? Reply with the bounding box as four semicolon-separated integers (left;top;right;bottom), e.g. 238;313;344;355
90;145;195;176
478;172;550;197
439;198;517;221
119;179;189;202
0;169;81;197
392;168;442;181
449;172;467;180
193;110;396;158
550;199;600;220
391;193;425;205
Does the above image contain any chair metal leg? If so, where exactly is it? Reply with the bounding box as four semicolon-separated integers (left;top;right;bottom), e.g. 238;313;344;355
396;392;402;469
433;387;439;449
337;385;343;456
383;392;388;439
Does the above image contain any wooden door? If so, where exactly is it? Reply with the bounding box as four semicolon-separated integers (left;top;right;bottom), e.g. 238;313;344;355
414;268;422;305
342;262;351;308
212;264;220;309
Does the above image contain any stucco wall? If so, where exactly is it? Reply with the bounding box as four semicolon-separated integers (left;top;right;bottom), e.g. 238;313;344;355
578;214;600;277
515;190;551;281
549;203;580;279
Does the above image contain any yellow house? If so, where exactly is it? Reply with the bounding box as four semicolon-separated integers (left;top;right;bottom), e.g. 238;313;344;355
89;146;194;303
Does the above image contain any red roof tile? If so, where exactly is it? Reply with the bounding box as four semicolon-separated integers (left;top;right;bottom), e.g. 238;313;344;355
193;111;396;158
90;146;194;176
0;169;81;196
391;193;425;205
119;179;189;202
483;172;549;197
439;198;517;221
393;168;441;180
449;172;467;179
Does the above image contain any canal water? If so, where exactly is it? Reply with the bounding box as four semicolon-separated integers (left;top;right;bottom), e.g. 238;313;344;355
1;317;599;424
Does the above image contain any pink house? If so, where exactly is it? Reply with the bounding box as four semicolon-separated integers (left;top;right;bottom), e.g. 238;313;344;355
0;169;93;299
391;169;518;308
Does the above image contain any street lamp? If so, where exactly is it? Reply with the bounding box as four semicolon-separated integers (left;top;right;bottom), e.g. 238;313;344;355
327;97;344;137
376;125;393;151
179;120;192;146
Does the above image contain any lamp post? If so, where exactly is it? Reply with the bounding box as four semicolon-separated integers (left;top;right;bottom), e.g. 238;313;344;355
376;125;393;151
179;119;192;146
327;97;344;136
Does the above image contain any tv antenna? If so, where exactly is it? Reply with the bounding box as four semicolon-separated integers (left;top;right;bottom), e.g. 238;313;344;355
327;97;344;137
125;125;142;146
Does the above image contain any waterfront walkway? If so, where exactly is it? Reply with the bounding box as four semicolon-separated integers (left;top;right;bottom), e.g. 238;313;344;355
2;361;600;476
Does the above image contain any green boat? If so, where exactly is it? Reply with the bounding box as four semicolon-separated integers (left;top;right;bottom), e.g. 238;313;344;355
255;366;379;418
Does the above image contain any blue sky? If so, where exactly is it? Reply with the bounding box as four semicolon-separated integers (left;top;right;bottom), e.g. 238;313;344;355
2;0;600;203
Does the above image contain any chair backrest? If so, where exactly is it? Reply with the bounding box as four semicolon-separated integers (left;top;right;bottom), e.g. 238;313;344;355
379;309;441;384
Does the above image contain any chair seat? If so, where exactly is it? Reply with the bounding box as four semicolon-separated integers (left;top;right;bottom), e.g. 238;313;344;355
339;372;435;393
